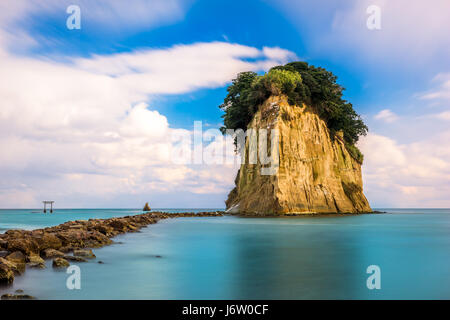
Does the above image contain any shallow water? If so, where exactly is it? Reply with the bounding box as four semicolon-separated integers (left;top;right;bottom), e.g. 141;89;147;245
1;208;449;299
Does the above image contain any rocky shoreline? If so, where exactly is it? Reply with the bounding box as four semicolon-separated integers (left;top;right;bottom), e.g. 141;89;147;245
0;211;223;291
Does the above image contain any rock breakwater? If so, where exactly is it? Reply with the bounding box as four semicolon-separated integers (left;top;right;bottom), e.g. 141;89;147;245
0;211;223;285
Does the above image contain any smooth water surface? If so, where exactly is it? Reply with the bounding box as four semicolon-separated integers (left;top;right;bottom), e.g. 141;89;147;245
0;208;449;299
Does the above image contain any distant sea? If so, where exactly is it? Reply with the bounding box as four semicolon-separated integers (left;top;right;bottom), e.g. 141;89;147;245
1;208;449;299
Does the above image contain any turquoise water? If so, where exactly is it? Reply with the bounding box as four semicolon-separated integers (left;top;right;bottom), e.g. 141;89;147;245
1;208;449;299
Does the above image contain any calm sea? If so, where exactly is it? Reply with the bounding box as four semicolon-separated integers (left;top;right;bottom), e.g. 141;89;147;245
0;208;449;299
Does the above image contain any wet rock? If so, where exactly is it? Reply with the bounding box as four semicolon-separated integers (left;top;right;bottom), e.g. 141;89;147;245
108;219;128;232
59;246;74;253
0;251;8;258
73;249;96;259
56;230;88;248
68;224;84;229
52;258;70;268
0;210;223;285
127;224;139;232
0;264;14;284
91;225;114;236
0;257;25;275
97;261;104;264
84;232;112;248
26;254;46;269
1;293;35;300
15;289;24;293
5;251;26;264
42;248;65;259
4;230;26;237
34;233;62;250
7;238;39;255
63;255;87;262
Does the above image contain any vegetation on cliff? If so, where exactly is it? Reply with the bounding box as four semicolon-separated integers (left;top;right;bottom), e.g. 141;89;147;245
0;211;223;285
219;62;368;163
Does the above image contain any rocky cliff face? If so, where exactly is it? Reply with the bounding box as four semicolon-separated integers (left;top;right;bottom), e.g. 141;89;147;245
225;95;372;215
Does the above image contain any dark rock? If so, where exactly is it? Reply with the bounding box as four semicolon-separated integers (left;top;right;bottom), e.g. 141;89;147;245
0;264;14;285
52;258;70;268
59;246;74;253
0;239;7;250
0;210;223;285
5;251;26;264
0;257;25;275
143;202;151;211
73;249;96;259
108;219;128;232
34;233;62;250
28;262;45;269
63;255;87;262
42;248;65;259
91;225;114;236
7;238;39;255
26;254;46;269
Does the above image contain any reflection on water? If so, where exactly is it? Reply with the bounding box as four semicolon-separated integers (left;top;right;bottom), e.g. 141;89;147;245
232;218;365;299
0;209;449;299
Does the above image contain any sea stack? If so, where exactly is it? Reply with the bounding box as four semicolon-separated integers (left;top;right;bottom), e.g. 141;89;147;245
143;202;151;212
225;95;372;215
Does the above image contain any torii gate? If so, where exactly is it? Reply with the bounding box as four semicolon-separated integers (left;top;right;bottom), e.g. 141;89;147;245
43;201;54;213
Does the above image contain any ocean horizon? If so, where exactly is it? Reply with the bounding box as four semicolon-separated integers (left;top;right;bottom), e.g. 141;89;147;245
1;208;449;300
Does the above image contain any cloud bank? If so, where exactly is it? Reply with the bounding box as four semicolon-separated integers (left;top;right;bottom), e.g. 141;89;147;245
0;39;295;208
360;73;450;208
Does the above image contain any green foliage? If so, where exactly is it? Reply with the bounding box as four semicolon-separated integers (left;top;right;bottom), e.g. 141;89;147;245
345;143;364;164
251;69;303;105
219;71;258;135
341;181;362;200
219;61;368;162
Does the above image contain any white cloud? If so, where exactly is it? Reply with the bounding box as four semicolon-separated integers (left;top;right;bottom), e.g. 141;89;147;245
74;0;187;30
420;73;450;102
261;47;298;65
119;103;169;138
359;132;450;208
360;72;450;207
419;111;450;122
73;42;291;95
0;0;189;50
331;0;450;61
0;40;294;208
433;112;450;121
374;109;398;123
271;0;450;65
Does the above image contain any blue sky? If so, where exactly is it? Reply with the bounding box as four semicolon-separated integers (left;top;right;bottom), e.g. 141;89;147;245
16;0;447;131
0;0;449;208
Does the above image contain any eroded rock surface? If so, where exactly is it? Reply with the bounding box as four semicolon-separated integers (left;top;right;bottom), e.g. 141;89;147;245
1;293;35;300
226;96;372;215
52;257;70;268
73;249;96;259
